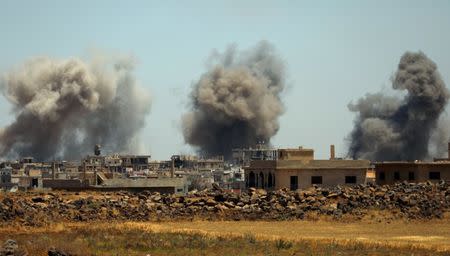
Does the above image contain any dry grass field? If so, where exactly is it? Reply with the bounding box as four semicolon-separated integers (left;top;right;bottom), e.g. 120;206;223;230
1;219;450;255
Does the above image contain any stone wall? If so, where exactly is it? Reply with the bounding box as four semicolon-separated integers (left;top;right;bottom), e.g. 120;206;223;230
0;181;448;226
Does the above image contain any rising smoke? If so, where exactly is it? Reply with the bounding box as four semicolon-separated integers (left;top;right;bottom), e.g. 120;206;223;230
348;52;449;161
182;41;285;159
0;55;151;161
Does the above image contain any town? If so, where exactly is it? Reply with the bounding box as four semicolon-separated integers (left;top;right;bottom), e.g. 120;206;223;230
2;142;449;195
1;2;450;255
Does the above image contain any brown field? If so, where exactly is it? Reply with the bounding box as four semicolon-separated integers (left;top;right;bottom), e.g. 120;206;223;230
2;219;450;255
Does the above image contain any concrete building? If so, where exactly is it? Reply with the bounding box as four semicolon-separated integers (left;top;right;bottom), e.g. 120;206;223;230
278;147;314;161
375;162;450;185
0;167;13;190
83;155;104;172
0;167;12;183
232;142;277;167
82;154;151;174
245;145;371;190
104;155;123;173
171;155;224;171
120;155;151;172
374;142;450;185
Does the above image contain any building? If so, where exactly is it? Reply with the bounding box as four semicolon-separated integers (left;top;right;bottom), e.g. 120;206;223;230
375;162;450;185
0;167;13;190
82;154;151;174
374;142;450;185
83;155;104;172
171;155;224;171
232;142;277;167
0;167;12;183
120;155;151;172
278;147;314;161
244;145;371;190
104;155;123;173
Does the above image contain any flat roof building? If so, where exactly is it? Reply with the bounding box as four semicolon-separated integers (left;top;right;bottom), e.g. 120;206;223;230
374;142;450;185
245;145;370;190
374;161;450;185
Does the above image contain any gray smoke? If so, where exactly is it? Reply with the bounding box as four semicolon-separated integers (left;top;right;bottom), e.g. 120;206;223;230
348;52;449;161
182;41;285;159
0;55;151;161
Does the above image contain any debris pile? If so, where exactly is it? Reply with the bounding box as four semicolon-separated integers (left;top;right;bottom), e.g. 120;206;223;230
0;181;449;226
0;239;27;256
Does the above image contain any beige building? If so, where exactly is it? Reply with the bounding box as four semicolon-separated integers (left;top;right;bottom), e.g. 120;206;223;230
375;162;450;185
245;146;370;190
374;142;450;185
171;155;224;171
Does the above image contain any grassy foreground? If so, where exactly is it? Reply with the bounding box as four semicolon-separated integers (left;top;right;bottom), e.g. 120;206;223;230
1;220;450;255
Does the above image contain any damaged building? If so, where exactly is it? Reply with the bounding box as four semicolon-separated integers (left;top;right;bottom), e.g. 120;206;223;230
232;142;277;167
1;145;188;194
171;155;224;171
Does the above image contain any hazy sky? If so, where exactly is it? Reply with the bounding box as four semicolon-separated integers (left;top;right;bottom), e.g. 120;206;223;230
1;1;450;160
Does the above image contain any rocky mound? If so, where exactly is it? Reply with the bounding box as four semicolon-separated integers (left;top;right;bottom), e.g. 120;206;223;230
0;181;449;226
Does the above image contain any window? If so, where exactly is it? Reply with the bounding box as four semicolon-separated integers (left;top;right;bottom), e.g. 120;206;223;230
176;188;183;192
394;172;400;181
429;172;440;180
290;176;298;190
379;172;385;181
345;176;357;184
408;172;415;181
311;176;322;184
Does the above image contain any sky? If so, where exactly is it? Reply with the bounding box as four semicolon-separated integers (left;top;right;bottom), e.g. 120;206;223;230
1;0;450;160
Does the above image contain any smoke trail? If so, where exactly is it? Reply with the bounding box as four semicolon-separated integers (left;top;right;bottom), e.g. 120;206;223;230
348;52;449;161
0;55;151;161
182;41;285;159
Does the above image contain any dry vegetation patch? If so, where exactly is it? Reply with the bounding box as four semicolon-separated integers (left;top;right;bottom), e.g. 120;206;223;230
0;220;449;255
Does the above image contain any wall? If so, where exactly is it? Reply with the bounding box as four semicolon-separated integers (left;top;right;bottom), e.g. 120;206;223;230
275;168;367;189
278;148;314;162
43;179;84;189
375;163;450;185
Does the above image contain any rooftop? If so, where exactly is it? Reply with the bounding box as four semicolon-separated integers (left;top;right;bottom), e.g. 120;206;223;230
247;159;370;170
375;161;450;166
277;159;370;169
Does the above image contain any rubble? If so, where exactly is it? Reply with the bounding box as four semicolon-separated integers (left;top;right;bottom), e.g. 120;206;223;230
47;248;70;256
0;181;449;226
0;239;27;256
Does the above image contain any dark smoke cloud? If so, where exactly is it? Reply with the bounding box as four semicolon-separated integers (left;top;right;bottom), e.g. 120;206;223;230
348;52;449;161
0;55;151;161
182;41;285;159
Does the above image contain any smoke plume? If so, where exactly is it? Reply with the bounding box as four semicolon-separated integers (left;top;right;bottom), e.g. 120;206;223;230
348;52;449;161
182;41;285;159
0;55;151;161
